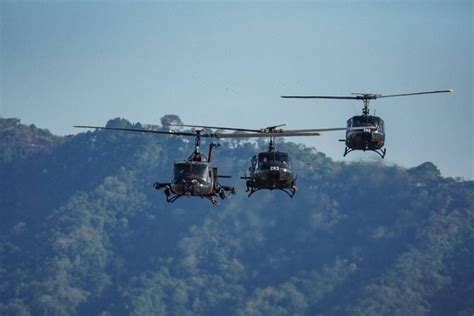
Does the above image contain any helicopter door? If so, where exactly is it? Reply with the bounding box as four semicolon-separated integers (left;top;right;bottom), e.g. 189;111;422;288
257;152;272;170
370;117;384;133
250;156;257;172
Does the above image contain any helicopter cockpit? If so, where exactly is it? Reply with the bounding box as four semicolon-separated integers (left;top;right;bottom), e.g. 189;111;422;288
255;152;291;170
348;116;384;134
173;162;210;184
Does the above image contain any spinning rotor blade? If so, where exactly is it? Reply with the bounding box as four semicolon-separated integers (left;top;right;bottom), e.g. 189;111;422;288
265;124;287;130
170;123;287;133
169;124;262;133
282;126;376;133
75;124;376;140
378;89;454;99
282;89;454;100
74;125;199;137
281;95;359;100
210;125;377;138
213;131;321;138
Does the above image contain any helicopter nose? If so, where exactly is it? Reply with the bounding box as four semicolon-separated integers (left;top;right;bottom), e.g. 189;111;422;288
181;179;198;184
181;179;198;194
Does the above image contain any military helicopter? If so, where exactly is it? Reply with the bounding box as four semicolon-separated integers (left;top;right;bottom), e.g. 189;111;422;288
282;89;454;158
172;123;370;198
74;125;236;204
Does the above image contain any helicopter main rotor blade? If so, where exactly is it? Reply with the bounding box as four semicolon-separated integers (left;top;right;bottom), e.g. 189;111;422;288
168;124;263;133
74;125;200;137
378;89;454;99
169;123;288;133
74;125;375;140
281;95;359;100
208;126;378;138
265;124;287;130
282;126;375;133
212;131;321;138
282;89;454;100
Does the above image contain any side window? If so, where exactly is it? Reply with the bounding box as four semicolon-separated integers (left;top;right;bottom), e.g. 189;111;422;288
348;119;353;128
251;157;257;171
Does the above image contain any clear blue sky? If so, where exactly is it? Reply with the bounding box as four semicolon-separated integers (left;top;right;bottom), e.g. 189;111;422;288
1;1;472;179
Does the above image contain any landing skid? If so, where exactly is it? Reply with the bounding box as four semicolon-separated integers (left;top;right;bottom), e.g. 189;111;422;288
245;185;296;198
343;147;386;158
153;182;235;205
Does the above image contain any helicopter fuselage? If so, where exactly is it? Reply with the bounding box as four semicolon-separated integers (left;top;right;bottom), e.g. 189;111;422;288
346;115;385;151
170;161;215;197
243;151;297;197
170;180;214;197
249;166;294;190
154;142;235;204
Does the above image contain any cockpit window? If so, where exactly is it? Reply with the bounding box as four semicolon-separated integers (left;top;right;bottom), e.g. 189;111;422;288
368;117;380;126
351;117;369;127
174;163;209;181
376;118;384;132
350;116;384;132
275;152;289;164
257;152;291;168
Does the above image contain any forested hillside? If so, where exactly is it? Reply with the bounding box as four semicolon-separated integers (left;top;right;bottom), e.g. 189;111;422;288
0;116;473;315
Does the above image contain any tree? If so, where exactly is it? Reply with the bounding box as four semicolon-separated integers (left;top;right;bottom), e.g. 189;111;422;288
105;118;132;129
160;115;183;129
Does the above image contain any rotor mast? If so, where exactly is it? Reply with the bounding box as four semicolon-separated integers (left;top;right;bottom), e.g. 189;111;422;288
194;130;201;153
188;130;210;162
268;136;276;152
362;98;370;115
264;125;285;152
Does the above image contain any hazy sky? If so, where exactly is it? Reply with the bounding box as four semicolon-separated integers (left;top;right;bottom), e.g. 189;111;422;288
1;1;472;179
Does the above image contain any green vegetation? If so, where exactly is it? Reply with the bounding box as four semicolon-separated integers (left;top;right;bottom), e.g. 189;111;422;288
0;117;472;315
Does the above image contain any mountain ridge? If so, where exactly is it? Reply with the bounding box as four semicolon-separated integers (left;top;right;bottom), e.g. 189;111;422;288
0;116;472;315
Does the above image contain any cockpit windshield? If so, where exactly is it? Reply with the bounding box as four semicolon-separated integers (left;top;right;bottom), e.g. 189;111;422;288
349;116;384;132
257;152;291;169
173;162;209;182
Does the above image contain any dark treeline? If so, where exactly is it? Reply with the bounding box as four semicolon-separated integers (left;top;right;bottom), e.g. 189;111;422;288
0;116;473;315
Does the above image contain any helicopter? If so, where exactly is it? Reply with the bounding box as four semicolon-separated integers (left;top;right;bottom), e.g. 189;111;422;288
74;125;236;204
282;89;454;158
172;123;371;198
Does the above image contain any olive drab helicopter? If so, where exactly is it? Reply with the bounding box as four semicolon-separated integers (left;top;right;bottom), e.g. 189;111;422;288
73;125;236;204
173;123;372;198
282;89;454;158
